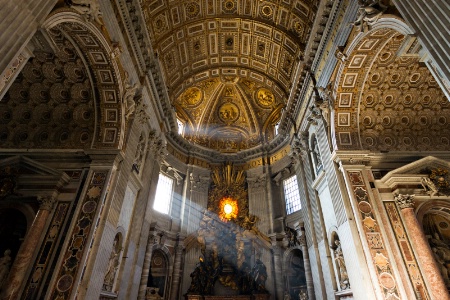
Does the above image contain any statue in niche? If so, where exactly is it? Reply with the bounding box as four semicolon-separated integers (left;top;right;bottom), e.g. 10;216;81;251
0;249;12;291
333;240;350;290
251;259;268;293
312;137;323;173
351;0;388;32
103;236;120;292
133;133;146;173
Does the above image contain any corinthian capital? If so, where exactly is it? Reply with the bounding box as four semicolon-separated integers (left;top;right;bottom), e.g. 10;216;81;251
394;194;415;210
38;196;56;211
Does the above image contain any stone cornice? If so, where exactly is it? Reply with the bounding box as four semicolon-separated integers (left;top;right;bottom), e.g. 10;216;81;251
166;131;290;165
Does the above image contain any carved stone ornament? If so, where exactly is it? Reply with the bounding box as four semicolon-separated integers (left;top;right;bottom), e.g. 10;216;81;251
394;194;415;210
135;102;150;125
190;173;210;193
67;0;103;25
132;133;146;174
351;0;388;32
147;130;167;163
247;175;266;189
38;196;56;211
122;72;140;121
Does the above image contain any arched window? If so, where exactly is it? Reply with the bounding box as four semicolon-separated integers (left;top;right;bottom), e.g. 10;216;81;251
153;173;174;215
285;249;306;298
283;175;301;214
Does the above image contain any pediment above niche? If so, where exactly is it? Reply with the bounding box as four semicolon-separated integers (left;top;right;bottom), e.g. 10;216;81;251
381;156;450;192
0;156;70;199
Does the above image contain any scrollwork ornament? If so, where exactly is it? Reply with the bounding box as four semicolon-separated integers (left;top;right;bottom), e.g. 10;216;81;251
394;194;415;210
38;196;56;211
67;0;103;25
297;234;306;247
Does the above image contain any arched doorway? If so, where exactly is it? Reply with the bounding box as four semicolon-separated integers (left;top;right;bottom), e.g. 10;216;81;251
285;249;306;299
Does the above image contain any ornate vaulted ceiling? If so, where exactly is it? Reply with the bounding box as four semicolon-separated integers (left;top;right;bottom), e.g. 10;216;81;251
140;0;318;152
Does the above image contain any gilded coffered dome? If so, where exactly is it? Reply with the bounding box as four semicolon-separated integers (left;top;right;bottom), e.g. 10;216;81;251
174;76;284;152
140;0;318;152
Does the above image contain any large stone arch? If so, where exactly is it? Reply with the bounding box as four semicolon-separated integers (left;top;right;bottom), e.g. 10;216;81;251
43;10;126;149
332;16;450;151
0;10;126;150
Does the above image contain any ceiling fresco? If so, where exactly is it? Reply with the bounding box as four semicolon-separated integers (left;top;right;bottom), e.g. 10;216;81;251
140;0;318;152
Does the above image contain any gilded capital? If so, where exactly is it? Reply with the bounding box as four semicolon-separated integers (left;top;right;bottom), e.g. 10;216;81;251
394;194;415;210
38;196;56;211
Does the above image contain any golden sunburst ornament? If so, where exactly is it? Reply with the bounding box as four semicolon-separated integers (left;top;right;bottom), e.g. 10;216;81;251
219;197;238;221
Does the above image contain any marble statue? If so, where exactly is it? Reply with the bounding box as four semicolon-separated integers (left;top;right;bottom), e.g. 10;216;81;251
334;240;350;290
103;238;120;292
251;259;268;293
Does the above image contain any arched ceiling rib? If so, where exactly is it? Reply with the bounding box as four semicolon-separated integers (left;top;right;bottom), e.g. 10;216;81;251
140;0;318;152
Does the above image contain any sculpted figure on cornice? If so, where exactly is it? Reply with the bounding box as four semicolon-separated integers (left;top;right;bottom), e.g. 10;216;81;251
147;130;167;163
247;174;267;190
190;173;210;193
67;0;103;25
133;133;146;174
290;132;309;164
352;0;388;32
122;72;140;121
317;82;334;126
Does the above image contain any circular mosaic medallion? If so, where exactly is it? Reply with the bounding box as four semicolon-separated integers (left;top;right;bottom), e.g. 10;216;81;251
180;87;202;107
260;5;274;19
379;272;396;289
256;88;275;107
218;102;239;123
358;201;372;214
82;200;97;214
293;21;303;35
56;274;73;292
223;0;237;13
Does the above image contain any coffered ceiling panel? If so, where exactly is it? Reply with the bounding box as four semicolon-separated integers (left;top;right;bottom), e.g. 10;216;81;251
140;0;317;152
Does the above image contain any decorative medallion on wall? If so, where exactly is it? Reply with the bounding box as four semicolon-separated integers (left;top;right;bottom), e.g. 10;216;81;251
256;88;275;108
180;87;203;107
218;102;239;124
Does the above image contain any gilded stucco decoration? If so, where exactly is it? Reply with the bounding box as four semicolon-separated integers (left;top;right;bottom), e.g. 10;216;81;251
174;76;285;152
334;28;450;151
140;0;318;152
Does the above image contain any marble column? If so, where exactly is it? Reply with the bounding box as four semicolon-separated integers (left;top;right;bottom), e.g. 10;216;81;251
170;243;184;300
137;236;156;300
395;194;450;300
299;230;315;300
1;196;55;300
271;242;284;300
